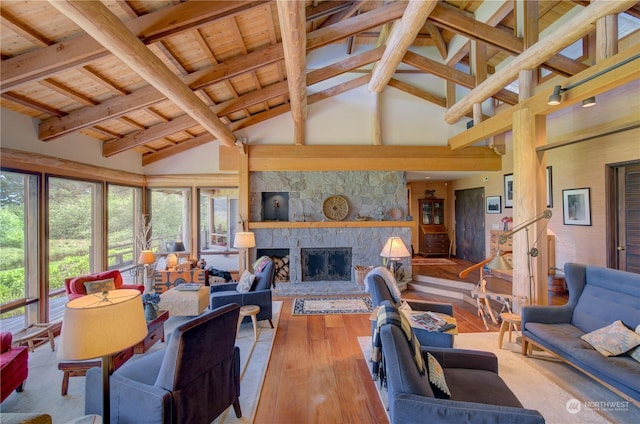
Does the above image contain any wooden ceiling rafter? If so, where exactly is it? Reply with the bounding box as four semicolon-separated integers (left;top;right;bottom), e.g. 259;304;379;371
48;0;238;147
1;1;269;92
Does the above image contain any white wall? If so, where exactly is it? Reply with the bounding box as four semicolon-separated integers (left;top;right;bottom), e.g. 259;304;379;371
1;108;144;174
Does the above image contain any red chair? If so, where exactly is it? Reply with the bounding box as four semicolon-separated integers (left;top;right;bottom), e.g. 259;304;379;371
64;270;144;301
0;332;28;402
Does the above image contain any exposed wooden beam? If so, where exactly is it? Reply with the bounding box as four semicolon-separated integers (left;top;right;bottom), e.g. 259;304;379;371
104;48;383;157
387;78;446;108
1;92;65;117
47;0;237;147
317;0;368;28
402;51;518;105
38;4;402;142
247;145;501;172
444;0;637;124
425;22;447;59
143;75;372;165
277;0;307;145
368;0;437;93
429;2;586;77
1;1;267;92
448;46;640;149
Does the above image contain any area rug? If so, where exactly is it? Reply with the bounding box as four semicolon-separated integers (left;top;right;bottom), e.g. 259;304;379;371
411;257;456;266
358;332;640;424
1;301;282;424
292;296;373;315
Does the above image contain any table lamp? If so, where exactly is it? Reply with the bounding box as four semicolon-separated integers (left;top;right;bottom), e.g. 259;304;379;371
137;250;155;293
234;232;255;272
58;289;147;423
380;236;411;281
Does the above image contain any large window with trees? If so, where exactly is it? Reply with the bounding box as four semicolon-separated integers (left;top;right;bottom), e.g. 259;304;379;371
108;184;143;271
0;170;39;330
198;188;239;271
149;188;191;260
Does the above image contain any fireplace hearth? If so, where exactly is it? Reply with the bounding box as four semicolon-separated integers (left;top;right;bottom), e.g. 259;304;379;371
301;248;352;282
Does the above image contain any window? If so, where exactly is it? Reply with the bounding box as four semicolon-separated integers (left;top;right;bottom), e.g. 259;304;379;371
199;188;240;271
0;170;39;331
108;184;143;270
149;188;191;262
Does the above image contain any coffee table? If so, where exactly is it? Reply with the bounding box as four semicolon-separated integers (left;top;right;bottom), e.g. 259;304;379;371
159;286;209;316
57;310;169;395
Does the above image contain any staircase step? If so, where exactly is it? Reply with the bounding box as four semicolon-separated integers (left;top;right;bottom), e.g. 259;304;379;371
408;276;477;306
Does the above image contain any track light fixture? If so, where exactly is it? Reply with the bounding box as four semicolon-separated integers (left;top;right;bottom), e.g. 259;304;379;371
546;53;639;107
547;85;564;105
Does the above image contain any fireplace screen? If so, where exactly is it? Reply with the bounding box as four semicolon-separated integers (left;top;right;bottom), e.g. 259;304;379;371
301;248;352;282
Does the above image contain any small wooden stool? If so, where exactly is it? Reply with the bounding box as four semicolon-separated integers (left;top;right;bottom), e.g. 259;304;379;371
238;305;260;341
498;312;521;349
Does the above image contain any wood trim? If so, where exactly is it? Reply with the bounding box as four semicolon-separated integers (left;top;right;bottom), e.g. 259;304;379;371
249;220;414;229
247;145;501;172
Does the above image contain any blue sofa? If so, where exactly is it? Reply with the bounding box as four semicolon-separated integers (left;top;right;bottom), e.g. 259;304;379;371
522;263;640;403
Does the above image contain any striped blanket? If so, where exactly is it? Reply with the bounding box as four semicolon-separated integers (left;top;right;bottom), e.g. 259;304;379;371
371;302;425;383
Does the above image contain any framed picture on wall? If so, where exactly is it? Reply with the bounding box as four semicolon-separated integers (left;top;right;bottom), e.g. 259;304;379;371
562;188;591;226
546;166;553;208
486;196;501;214
504;174;513;208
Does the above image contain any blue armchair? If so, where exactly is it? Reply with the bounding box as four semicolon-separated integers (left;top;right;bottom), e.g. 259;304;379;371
210;259;275;328
380;315;545;424
85;304;242;423
366;271;454;348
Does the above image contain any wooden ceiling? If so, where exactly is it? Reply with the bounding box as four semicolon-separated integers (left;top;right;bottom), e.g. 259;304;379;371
1;1;638;165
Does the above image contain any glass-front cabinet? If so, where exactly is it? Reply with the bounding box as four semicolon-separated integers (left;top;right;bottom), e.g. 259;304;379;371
418;198;450;257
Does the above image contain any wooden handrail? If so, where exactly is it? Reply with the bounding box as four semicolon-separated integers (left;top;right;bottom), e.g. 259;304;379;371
458;251;513;279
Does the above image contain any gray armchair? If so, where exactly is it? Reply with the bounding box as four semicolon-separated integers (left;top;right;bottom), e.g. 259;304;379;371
85;304;242;424
210;259;275;327
366;272;454;348
381;316;545;424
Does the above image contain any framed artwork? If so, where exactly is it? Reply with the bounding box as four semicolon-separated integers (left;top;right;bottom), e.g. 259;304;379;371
562;188;591;226
504;174;513;208
546;166;553;208
486;195;501;214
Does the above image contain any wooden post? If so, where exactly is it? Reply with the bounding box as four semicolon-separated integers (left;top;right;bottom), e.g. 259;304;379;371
238;145;250;273
512;108;548;308
372;92;382;145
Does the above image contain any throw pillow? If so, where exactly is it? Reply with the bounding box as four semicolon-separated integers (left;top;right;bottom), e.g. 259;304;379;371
427;352;451;398
236;271;255;293
84;278;115;295
252;256;271;273
581;320;640;357
629;324;640;363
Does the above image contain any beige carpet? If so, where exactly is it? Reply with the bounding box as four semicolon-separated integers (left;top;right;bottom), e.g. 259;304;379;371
0;301;282;424
359;332;640;424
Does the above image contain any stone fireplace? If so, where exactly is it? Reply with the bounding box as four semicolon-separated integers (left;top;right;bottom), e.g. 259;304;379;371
250;171;411;295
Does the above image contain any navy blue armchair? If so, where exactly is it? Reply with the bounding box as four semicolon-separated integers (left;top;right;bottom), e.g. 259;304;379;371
381;320;545;424
210;259;275;327
85;304;242;423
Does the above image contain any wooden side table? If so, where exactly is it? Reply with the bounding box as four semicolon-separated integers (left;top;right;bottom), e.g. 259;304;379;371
238;305;260;341
135;310;169;354
12;323;56;352
498;312;521;349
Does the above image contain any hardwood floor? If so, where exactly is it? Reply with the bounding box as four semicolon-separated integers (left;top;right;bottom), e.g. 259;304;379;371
254;261;569;423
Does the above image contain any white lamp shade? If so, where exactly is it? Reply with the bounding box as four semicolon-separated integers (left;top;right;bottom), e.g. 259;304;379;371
380;236;411;259
166;253;178;269
58;289;147;360
234;232;256;249
137;250;155;265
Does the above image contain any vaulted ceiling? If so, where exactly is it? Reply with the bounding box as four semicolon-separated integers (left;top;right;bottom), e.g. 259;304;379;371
1;1;638;166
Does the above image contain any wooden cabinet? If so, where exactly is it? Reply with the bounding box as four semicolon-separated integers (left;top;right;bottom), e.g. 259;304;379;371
418;198;450;257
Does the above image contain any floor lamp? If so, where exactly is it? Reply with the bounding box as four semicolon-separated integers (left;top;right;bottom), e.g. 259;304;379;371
58;289;147;422
138;250;155;293
380;236;411;281
234;232;256;272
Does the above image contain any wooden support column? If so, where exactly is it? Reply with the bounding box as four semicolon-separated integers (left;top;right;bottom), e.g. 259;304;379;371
372;91;382;145
517;0;538;100
238;144;250;273
512;108;548;308
596;14;618;62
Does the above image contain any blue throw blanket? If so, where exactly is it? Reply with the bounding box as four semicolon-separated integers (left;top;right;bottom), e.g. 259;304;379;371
371;302;425;383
